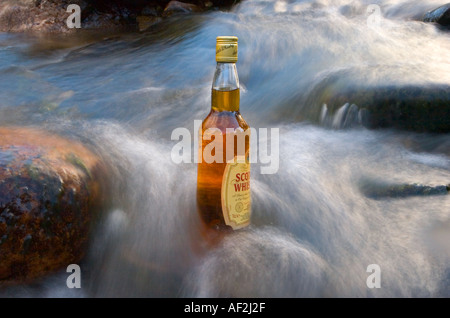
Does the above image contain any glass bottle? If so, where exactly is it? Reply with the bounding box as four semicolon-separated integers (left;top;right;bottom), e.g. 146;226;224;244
197;36;251;231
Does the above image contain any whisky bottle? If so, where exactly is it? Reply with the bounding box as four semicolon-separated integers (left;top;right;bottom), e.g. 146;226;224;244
197;36;251;231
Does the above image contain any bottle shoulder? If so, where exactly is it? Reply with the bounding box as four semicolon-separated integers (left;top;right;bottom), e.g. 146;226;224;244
202;110;250;133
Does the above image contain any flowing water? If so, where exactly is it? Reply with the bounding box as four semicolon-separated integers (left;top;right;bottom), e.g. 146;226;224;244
0;0;449;297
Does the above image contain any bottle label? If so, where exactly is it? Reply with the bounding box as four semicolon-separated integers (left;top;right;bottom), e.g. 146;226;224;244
221;154;251;229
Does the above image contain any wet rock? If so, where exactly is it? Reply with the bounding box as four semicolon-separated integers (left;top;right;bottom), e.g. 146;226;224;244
136;15;162;31
0;0;239;33
308;78;450;133
359;178;449;199
163;1;203;17
141;5;159;16
423;3;450;26
0;127;106;284
88;0;235;10
0;0;98;33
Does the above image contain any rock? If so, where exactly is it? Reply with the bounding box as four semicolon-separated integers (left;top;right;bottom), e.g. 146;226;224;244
308;78;450;133
359;178;449;199
0;0;239;33
0;127;106;284
136;15;162;31
346;86;449;132
87;0;236;10
0;0;90;33
423;3;450;26
163;1;203;17
141;5;159;16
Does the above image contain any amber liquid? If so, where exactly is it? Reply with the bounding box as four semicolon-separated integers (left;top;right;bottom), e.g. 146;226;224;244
197;88;250;231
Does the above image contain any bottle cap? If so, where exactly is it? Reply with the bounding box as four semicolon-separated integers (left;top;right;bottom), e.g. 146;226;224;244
216;36;238;63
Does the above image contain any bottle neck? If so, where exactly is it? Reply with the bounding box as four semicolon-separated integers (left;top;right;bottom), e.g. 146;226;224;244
211;62;240;112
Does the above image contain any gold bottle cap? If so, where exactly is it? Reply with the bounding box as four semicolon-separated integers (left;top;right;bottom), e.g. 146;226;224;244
216;36;238;63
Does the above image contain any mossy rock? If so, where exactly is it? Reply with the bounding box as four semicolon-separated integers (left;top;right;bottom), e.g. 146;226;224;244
0;127;106;284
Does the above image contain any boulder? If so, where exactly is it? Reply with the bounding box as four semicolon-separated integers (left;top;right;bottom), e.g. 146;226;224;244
423;3;450;26
334;86;449;132
136;15;162;31
0;127;106;284
162;1;203;17
307;77;450;133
